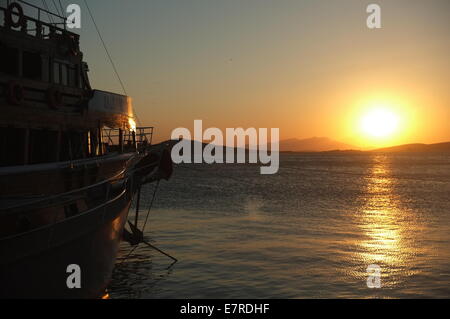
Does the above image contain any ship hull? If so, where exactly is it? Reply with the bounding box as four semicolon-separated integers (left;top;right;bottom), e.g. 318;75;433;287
0;143;172;299
0;1;170;299
0;153;144;299
0;179;133;299
0;185;131;299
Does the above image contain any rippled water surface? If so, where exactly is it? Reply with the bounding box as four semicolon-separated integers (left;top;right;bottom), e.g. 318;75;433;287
110;153;450;299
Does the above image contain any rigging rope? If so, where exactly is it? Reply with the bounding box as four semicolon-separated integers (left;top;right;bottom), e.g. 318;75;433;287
41;0;55;25
82;0;128;96
51;0;61;17
82;0;143;127
58;0;65;18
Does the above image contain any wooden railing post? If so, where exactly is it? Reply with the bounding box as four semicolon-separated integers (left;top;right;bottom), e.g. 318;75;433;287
98;124;103;156
23;128;29;165
119;129;124;153
55;130;61;162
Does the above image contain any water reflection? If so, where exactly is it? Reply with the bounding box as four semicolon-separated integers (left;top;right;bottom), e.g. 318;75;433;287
107;153;448;298
356;155;418;290
109;247;175;299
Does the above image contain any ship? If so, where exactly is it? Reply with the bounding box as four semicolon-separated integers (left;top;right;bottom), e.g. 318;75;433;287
0;0;173;298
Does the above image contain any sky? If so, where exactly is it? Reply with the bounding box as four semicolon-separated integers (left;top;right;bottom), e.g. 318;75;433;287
53;0;449;146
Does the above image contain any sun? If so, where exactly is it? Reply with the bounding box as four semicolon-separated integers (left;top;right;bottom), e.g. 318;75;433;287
360;108;399;139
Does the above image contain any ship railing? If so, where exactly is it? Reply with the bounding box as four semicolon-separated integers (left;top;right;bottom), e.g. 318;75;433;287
1;148;164;214
1;0;79;41
136;127;155;151
102;127;154;154
1;148;164;220
1;166;128;215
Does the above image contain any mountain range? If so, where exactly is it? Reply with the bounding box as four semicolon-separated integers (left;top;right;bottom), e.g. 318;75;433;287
172;138;450;153
373;142;450;153
279;137;355;152
278;138;450;153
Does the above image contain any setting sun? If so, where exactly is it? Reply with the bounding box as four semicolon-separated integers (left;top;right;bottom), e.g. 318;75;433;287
347;94;419;149
360;108;400;139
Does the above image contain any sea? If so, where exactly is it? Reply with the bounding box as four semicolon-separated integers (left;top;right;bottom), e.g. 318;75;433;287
109;153;450;299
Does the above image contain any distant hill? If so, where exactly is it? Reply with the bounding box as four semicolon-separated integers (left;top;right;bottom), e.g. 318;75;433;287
374;142;450;153
169;139;450;154
172;138;355;152
279;137;355;152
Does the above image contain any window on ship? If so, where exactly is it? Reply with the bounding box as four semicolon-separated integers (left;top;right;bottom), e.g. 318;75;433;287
60;131;88;161
0;129;97;166
0;128;26;167
53;61;78;87
53;61;62;84
0;45;19;76
22;51;42;80
29;130;58;164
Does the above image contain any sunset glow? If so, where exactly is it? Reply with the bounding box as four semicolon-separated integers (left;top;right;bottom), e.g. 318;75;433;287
360;108;400;139
0;0;449;302
77;0;449;147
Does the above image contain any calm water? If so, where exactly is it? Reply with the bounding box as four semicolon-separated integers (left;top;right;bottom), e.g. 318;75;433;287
110;153;450;299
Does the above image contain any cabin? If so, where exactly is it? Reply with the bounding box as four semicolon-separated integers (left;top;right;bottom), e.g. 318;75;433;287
0;1;152;169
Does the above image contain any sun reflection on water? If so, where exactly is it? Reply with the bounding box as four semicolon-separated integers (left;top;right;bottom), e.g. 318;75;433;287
356;155;419;289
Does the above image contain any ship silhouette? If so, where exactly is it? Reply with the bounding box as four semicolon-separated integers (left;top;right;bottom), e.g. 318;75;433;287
0;1;174;298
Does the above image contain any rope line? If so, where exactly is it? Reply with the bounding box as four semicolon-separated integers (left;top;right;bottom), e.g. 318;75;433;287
51;0;61;16
82;0;143;127
41;0;54;24
82;0;127;96
58;0;65;17
141;180;160;232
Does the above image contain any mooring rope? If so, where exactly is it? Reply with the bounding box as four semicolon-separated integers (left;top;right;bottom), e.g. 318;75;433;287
141;180;160;232
121;179;177;266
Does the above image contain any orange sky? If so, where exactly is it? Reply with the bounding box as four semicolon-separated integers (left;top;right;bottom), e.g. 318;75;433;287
75;0;450;147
